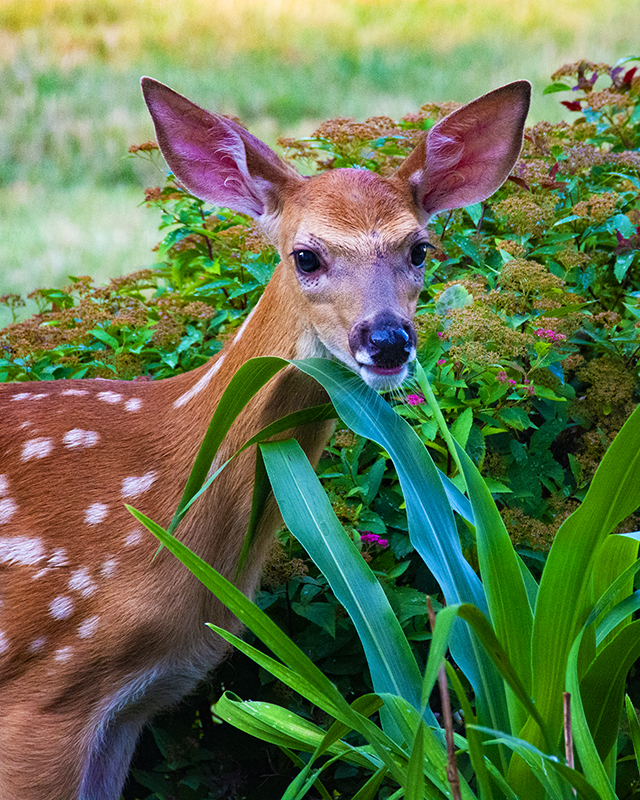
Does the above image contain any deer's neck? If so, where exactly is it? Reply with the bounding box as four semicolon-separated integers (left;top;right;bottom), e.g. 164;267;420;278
161;264;332;583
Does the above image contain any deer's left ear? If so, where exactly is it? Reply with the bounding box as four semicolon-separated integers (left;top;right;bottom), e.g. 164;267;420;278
395;80;531;220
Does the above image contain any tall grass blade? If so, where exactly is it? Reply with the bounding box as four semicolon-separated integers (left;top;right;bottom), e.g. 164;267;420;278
260;438;424;710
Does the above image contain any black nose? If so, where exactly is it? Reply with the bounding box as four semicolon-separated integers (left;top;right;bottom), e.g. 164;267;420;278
369;326;411;366
349;314;416;369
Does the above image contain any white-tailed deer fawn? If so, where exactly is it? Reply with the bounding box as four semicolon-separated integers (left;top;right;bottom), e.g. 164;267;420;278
0;78;530;799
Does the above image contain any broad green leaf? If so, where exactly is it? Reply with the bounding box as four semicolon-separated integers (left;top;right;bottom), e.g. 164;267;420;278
473;726;601;800
214;691;365;759
615;251;635;282
168;356;288;530
625;695;640;769
260;438;435;727
451;406;474;448
543;82;572;94
596;591;640;645
565;632;617;800
290;359;509;739
580;621;640;761
454;440;533;735
521;403;640;775
591;535;639;639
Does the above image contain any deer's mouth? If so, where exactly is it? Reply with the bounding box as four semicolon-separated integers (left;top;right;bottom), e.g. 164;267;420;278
359;362;410;391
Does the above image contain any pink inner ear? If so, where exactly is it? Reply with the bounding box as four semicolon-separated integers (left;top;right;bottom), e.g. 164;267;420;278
153;100;266;217
143;79;280;218
410;81;530;217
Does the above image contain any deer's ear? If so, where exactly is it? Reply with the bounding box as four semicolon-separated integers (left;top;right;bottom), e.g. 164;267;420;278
141;78;301;219
396;80;531;220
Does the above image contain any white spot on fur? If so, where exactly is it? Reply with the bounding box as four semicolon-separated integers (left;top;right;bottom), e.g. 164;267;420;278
32;568;51;580
124;529;143;547
30;637;46;652
54;646;73;662
0;630;8;654
19;421;33;429
21;437;54;461
62;389;89;396
10;393;31;401
125;398;142;412
84;502;109;525
0;497;18;524
97;391;122;404
49;548;69;567
0;475;9;495
78;615;100;639
69;567;97;597
50;595;74;620
0;536;45;566
30;393;48;401
121;471;157;499
173;356;225;409
63;429;100;449
100;557;118;579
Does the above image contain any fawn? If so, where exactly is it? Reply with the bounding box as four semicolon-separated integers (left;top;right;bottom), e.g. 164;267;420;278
0;77;530;799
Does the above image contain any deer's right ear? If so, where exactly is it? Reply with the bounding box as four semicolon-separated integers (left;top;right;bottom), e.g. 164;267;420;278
141;78;301;219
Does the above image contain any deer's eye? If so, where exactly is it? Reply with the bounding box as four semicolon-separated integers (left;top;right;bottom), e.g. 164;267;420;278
410;242;431;267
293;250;321;274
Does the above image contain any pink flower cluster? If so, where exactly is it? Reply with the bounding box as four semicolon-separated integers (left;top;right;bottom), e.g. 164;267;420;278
534;328;567;343
360;532;389;549
496;371;516;386
406;394;425;406
496;371;535;395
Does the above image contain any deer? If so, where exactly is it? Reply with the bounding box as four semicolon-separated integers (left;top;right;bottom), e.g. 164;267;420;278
0;77;530;799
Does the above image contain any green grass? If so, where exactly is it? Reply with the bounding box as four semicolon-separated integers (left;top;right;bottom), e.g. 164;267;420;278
1;0;638;311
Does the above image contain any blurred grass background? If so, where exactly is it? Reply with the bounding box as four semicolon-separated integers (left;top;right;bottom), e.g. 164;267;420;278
1;0;639;326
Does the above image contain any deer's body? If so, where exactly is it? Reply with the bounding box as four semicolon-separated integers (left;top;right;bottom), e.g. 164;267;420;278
0;79;530;799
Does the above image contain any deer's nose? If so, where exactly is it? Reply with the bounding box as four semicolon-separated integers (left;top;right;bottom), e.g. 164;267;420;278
349;313;416;370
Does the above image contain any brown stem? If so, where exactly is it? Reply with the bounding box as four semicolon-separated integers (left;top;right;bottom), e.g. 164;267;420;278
428;597;462;800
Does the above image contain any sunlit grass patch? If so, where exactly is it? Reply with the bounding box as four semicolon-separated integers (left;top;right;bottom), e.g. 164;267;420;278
0;183;158;327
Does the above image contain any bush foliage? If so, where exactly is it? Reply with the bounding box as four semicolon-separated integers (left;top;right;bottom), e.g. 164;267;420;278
2;58;640;798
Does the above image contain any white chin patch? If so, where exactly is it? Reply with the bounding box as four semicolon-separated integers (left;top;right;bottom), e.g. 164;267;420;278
360;363;409;391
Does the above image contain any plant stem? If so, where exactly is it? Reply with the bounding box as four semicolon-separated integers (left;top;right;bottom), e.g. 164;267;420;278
428;597;462;800
415;361;467;490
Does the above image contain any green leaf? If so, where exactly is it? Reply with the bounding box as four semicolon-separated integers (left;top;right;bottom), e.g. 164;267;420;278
614;251;635;282
450;406;473;448
130;507;413;786
526;403;640;750
565;632;618;800
88;327;119;349
472;726;601;800
290;359;507;735
625;695;640;769
498;406;537;431
580;621;640;761
543;82;573;94
454;440;534;735
260;438;424;711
